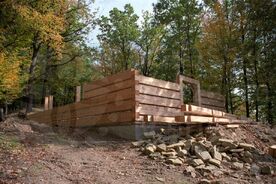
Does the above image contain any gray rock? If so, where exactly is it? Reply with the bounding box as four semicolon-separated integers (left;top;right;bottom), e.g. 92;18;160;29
155;176;165;182
163;134;179;144
185;166;196;178
218;138;237;148
177;149;188;158
230;148;244;153
208;158;221;167
232;162;243;170
191;159;204;167
194;145;212;161
149;152;161;159
161;151;177;157
244;151;253;158
197;151;212;162
242;157;253;163
244;163;251;170
166;158;183;165
144;144;156;155
221;152;231;162
250;163;260;176
231;157;239;162
156;143;167;152
186;165;195;172
143;131;156;139
131;141;145;147
210;145;222;161
167;142;185;149
260;165;274;175
185;139;195;151
238;143;255;150
199;179;211;184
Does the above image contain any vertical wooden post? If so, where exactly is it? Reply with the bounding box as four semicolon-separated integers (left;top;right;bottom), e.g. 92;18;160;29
133;70;140;122
44;96;49;110
76;86;81;102
49;95;53;110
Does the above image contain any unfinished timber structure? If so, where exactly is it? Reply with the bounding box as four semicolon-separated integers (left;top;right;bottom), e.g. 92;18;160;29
28;69;248;128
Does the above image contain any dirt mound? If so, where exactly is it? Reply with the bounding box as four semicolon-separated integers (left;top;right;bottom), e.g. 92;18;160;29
0;117;33;134
0;117;275;184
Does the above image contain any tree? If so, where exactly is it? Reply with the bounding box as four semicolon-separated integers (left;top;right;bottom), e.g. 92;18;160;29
197;2;239;113
0;52;23;113
154;0;202;76
98;4;140;70
136;11;165;76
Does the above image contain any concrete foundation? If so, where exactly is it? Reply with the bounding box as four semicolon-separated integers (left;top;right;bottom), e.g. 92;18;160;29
96;122;208;140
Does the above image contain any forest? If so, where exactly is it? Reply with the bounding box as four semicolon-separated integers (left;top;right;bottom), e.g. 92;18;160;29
0;0;275;124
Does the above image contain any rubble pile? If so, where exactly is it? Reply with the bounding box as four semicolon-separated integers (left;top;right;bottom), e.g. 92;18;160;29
132;129;275;180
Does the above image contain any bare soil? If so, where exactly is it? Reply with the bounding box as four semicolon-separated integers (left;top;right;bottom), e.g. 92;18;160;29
0;117;275;184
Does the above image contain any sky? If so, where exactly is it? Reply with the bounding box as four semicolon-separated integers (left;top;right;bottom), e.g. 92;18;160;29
88;0;157;46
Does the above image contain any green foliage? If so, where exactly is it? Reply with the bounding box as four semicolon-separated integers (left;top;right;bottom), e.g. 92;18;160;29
136;11;165;76
154;0;202;76
98;4;140;70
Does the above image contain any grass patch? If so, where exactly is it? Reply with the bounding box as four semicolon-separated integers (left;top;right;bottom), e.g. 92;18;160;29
0;133;22;150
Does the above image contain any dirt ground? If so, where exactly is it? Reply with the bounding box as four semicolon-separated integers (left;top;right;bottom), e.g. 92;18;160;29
0;116;275;184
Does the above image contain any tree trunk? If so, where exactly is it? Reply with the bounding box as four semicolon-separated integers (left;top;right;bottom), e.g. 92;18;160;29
25;34;41;114
179;45;184;75
222;56;229;113
0;108;4;121
242;58;250;117
228;73;234;114
143;46;149;76
4;101;8;116
266;82;273;124
253;30;259;121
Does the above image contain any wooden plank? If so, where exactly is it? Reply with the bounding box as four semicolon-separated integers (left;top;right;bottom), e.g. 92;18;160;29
225;124;239;129
29;88;135;121
49;96;53;110
83;69;135;92
268;145;276;158
44;96;49;110
76;86;81;102
181;104;226;117
152;116;176;123
175;115;214;123
182;104;213;116
201;90;224;100
214;117;231;124
137;84;181;99
136;75;180;91
29;99;134;123
84;79;133;99
137;104;181;117
73;110;134;127
136;94;181;108
201;97;225;107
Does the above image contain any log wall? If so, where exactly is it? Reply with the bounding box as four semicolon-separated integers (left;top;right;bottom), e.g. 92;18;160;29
28;69;226;126
200;90;225;112
135;75;181;123
28;70;137;127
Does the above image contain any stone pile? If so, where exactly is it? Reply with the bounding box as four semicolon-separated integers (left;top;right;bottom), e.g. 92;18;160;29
132;130;275;179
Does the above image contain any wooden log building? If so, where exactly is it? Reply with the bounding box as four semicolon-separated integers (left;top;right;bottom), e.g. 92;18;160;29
28;69;248;127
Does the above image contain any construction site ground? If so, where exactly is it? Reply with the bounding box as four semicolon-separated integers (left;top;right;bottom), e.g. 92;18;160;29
0;116;275;184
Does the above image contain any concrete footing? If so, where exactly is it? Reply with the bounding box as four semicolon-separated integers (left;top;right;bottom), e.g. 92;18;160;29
96;123;208;140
